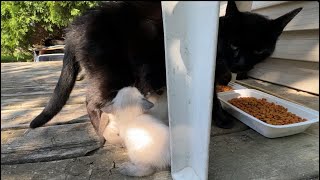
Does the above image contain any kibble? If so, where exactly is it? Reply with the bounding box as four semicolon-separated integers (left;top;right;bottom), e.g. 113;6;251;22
228;97;307;125
216;85;234;93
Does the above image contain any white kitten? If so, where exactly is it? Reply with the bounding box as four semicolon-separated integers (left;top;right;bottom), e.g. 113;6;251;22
101;89;168;146
101;113;124;147
146;89;169;125
101;87;170;177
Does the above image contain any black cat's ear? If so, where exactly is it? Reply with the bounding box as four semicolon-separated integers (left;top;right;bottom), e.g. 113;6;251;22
225;1;239;17
101;102;114;113
141;98;154;111
272;7;303;35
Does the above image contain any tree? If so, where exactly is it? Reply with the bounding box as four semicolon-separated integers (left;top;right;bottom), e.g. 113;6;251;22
1;1;101;58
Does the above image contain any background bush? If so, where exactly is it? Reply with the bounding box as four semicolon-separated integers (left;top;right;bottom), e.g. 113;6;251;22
1;1;101;62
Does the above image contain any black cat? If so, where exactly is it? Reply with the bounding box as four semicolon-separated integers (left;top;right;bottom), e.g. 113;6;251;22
213;2;302;128
29;1;302;135
29;2;166;135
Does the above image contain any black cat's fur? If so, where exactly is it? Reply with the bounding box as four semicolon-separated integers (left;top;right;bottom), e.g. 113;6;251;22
30;1;302;134
29;2;166;133
218;2;302;81
213;2;302;128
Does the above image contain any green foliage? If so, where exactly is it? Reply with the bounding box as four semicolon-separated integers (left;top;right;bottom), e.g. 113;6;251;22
1;1;100;60
1;54;33;63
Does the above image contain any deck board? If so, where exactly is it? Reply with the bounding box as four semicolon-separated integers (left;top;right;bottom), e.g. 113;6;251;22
1;62;318;180
1;145;172;180
1;122;100;165
1;104;88;130
1;95;85;110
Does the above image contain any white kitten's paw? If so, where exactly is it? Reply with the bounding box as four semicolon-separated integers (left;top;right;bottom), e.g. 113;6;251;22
110;142;125;148
104;131;123;145
118;162;154;177
118;162;134;176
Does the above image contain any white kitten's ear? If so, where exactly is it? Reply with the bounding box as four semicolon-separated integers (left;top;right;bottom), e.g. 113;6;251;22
141;98;154;111
101;102;114;113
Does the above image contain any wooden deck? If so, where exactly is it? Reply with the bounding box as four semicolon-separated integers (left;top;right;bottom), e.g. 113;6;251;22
1;62;319;180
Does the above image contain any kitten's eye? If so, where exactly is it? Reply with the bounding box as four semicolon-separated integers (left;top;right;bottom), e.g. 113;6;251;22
230;44;238;50
254;50;264;55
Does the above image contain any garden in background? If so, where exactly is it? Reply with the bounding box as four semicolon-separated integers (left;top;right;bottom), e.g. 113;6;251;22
1;1;100;63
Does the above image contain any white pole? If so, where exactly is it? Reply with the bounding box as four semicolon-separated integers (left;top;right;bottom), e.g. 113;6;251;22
161;2;220;180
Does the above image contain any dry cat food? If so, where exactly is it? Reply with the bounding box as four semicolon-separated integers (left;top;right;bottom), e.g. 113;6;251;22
228;97;307;125
216;85;234;92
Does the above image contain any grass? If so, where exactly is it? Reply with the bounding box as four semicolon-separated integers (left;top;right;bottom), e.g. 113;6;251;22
1;54;34;63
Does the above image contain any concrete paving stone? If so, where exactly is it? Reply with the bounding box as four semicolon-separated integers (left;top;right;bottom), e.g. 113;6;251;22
208;129;319;180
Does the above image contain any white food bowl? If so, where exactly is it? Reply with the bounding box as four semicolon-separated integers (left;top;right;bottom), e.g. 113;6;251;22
218;89;319;138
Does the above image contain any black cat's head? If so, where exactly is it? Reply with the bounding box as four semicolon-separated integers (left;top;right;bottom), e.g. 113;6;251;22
220;1;302;73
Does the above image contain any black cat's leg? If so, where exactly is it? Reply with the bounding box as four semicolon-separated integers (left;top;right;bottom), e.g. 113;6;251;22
86;90;106;146
236;72;248;80
212;84;234;129
215;59;232;86
77;66;86;81
213;59;234;128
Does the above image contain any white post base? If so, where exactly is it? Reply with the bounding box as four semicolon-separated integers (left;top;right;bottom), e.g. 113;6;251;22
161;2;220;180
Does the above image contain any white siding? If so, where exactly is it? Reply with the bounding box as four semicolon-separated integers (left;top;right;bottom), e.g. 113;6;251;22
272;30;319;62
252;1;319;31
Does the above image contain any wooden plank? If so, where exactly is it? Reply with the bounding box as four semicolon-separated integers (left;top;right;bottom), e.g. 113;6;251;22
0;68;60;74
1;87;86;97
1;69;61;76
2;129;318;180
1;92;86;110
1;62;62;88
1;81;58;89
211;117;249;136
1;63;87;88
272;30;319;62
247;58;319;94
1;122;100;165
251;1;288;10
1;145;171;180
1;84;87;96
1;104;89;130
0;64;62;72
1;87;85;99
252;1;319;31
1;79;87;89
1;62;62;73
208;129;319;180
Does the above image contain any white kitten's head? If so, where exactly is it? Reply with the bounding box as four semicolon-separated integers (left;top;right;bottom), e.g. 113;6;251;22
101;86;154;113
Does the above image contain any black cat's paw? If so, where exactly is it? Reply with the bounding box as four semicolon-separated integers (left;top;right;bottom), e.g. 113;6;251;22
216;71;232;86
214;111;234;129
